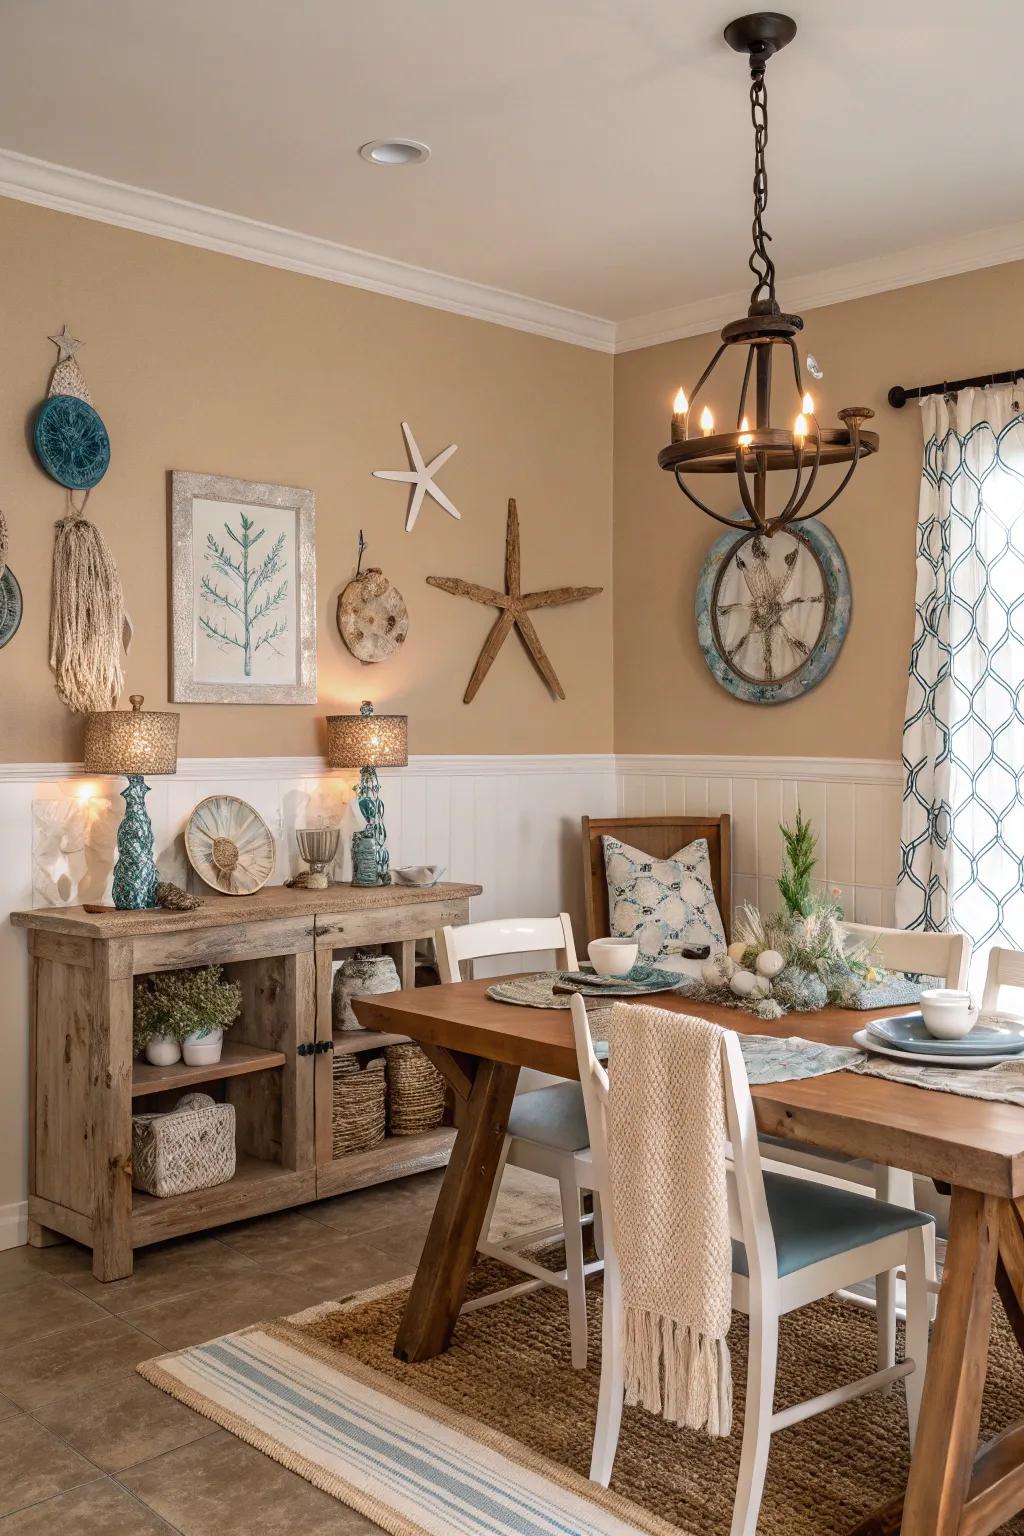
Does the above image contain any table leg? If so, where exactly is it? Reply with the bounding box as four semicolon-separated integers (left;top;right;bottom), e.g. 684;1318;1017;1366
850;1186;1006;1536
394;1054;519;1363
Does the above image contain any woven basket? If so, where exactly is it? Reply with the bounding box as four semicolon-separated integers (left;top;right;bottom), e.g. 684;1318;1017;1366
131;1092;235;1198
385;1043;446;1135
332;1053;386;1156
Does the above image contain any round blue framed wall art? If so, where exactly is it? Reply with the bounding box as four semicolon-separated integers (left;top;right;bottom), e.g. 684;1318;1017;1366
694;518;851;704
33;395;111;490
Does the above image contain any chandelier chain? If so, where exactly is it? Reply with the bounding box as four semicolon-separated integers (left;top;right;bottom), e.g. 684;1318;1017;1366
748;63;776;310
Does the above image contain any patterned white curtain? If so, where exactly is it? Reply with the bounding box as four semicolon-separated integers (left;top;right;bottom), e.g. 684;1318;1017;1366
897;384;1024;951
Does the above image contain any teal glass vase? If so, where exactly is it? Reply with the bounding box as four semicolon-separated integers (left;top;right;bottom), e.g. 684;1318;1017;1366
112;775;159;910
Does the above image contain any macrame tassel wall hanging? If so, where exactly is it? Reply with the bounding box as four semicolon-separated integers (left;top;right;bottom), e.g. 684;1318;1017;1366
50;491;131;711
34;326;131;711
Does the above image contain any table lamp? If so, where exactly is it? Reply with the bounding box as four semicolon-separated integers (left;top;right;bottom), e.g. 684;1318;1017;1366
326;701;407;885
83;694;179;909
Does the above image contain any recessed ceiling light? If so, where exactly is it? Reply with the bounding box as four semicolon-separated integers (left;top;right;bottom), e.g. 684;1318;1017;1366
359;139;430;166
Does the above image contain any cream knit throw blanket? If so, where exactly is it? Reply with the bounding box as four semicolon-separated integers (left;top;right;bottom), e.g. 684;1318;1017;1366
604;1002;733;1437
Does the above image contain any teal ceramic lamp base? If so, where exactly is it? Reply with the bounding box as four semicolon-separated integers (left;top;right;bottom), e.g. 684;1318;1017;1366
357;764;391;885
112;775;159;909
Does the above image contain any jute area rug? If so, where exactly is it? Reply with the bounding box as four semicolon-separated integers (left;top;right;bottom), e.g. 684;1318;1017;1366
139;1255;1024;1536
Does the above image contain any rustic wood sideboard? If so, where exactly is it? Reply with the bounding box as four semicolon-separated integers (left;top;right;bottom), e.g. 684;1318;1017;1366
11;882;479;1280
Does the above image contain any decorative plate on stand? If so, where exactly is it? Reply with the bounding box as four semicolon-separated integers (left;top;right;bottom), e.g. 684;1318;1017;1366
695;518;851;704
185;795;276;895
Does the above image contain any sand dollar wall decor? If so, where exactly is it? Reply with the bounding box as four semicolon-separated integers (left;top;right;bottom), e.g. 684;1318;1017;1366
185;795;276;895
337;536;409;663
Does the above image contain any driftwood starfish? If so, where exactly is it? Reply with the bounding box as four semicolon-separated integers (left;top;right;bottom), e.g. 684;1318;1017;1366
427;498;602;702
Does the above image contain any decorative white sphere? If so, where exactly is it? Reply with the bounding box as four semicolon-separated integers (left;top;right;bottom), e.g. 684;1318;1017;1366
730;969;758;998
702;961;723;988
755;949;786;979
727;941;748;964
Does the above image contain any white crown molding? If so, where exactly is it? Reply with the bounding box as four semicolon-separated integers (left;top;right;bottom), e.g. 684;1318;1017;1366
615;220;1024;352
617;754;902;785
0;752;618;784
0;148;616;354
4;146;1022;360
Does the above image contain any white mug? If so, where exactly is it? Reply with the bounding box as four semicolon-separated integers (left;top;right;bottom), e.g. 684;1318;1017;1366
920;987;979;1040
588;938;639;978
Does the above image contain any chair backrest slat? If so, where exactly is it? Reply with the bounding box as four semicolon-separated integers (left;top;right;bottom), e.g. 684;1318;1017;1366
841;921;971;990
434;914;578;984
982;946;1024;1010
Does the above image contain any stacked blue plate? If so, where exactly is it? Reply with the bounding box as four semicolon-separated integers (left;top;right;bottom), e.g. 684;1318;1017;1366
866;1011;1024;1057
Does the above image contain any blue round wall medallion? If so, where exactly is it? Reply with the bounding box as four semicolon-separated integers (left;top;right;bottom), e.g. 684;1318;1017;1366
33;395;111;489
694;519;851;704
0;566;23;649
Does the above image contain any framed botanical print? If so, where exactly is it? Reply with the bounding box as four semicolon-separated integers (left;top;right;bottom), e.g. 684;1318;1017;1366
170;471;316;704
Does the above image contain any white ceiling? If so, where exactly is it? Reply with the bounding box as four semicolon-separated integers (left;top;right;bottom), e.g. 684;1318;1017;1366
0;0;1020;329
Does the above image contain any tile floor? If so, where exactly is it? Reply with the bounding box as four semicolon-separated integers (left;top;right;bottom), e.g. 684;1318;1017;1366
0;1166;560;1533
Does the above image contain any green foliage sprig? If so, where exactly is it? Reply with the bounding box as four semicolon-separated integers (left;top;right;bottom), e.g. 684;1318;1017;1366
778;809;818;918
133;965;242;1053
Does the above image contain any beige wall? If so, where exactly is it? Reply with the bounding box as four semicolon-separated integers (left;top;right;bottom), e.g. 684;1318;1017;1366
613;261;1024;759
0;197;614;762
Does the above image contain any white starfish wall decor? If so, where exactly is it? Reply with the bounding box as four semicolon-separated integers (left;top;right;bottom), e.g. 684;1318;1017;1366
372;421;461;532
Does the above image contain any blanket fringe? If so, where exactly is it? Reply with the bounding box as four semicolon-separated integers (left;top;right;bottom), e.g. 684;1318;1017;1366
623;1305;732;1437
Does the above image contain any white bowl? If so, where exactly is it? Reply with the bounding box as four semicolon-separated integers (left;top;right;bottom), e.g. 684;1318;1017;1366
588;938;639;977
920;988;979;1040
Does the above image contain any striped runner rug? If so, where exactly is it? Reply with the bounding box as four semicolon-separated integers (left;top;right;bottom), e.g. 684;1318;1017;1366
138;1287;674;1536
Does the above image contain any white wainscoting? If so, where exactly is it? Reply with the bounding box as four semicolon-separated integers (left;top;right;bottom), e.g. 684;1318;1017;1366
617;755;904;930
0;750;904;1249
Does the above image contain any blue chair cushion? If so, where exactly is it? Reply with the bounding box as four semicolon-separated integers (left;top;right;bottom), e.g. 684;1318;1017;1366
507;1082;590;1152
733;1172;934;1279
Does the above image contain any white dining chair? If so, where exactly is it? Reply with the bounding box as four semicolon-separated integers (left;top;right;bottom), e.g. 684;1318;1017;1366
435;914;600;1369
981;945;1024;1010
570;993;932;1535
759;921;969;1363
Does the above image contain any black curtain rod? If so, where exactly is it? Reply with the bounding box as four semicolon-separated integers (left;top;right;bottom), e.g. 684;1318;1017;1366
888;367;1024;409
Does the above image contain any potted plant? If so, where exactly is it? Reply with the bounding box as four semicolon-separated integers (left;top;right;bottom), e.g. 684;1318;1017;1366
134;966;243;1067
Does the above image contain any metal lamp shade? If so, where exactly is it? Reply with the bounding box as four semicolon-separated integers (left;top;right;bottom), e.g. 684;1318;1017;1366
326;708;408;769
83;695;179;777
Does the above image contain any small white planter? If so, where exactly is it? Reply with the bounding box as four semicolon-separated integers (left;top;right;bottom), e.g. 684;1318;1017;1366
182;1028;224;1067
144;1034;181;1067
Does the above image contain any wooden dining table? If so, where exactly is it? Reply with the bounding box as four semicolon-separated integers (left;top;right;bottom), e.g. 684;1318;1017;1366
353;977;1024;1536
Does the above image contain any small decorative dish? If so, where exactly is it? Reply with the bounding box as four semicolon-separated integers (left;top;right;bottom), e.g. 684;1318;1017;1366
185;795;276;896
866;1011;1024;1056
391;864;446;887
853;1028;1022;1068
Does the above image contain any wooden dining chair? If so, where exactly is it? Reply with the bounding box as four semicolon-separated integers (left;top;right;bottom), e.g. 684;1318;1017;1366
761;921;970;1359
569;993;933;1534
435;914;600;1369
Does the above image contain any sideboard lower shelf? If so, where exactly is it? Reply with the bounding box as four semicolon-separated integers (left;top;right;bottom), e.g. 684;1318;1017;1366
12;881;479;1279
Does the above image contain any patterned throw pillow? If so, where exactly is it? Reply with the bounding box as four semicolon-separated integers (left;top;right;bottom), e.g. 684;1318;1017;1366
602;835;726;961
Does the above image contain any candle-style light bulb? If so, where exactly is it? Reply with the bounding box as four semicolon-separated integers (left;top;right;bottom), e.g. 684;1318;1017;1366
802;391;814;415
700;405;715;437
671;387;689;443
738;415;752;448
793;412;808;448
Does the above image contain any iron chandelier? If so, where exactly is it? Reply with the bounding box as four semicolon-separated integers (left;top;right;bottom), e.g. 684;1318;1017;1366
658;12;878;536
